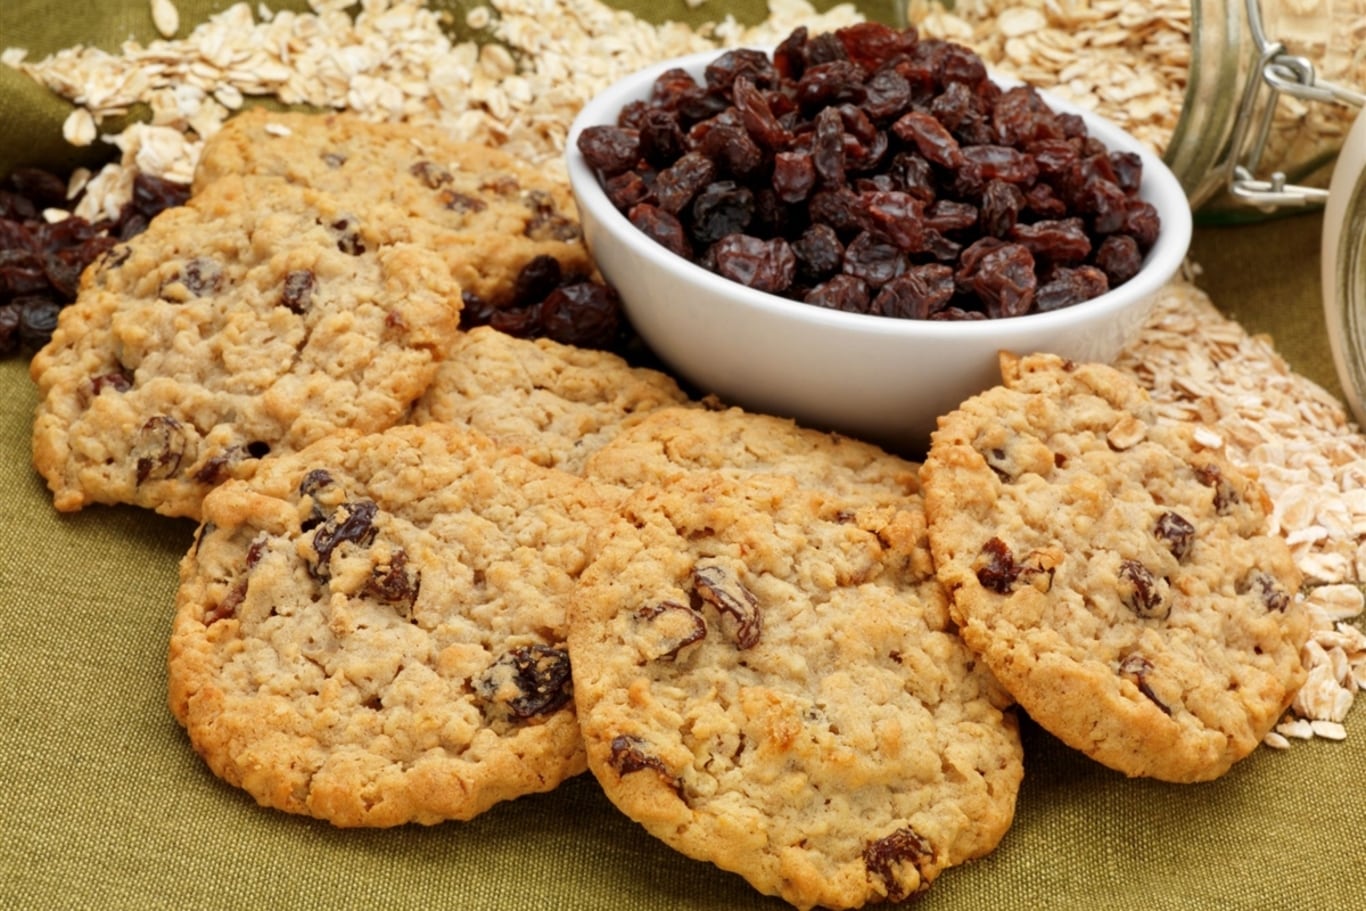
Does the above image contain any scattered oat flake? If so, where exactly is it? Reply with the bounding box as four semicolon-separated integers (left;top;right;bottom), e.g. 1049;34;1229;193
151;0;181;38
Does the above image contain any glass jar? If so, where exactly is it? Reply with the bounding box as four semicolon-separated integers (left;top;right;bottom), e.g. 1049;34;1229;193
1172;0;1365;217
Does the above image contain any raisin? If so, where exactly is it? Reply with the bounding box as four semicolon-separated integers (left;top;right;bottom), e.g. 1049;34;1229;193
90;367;133;396
864;826;935;902
629;204;692;259
1117;654;1171;715
862;191;927;252
792;223;845;282
279;269;316;313
17;296;61;351
1094;233;1143;285
891;110;964;169
523;190;582;242
1154;512;1196;562
711;234;795;294
1034;265;1108;312
1237;570;1291;613
328;216;366;255
653;152;716;214
979;180;1024;238
805;274;871;313
772;150;817;203
512;254;564;307
1118;559;1168;619
365;547;420;611
608;734;675;783
409;160;453;188
975;537;1020;594
690;560;761;649
132;415;193;484
871;264;954;319
308;499;379;580
575;125;642;176
1193;462;1240;513
811;106;847;188
539;281;624;350
690;182;755;246
440;190;487;214
733;76;790;151
842;230;906;288
478;644;573;719
634;601;708;660
959;240;1036;318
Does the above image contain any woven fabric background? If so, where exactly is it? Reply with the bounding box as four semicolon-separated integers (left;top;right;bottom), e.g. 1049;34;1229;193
1;3;1361;909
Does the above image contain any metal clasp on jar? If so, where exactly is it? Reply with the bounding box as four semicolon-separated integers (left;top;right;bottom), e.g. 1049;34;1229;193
1228;0;1366;209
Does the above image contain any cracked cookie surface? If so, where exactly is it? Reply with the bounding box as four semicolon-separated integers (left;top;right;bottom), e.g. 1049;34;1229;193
410;326;689;474
193;109;595;308
920;352;1308;782
31;174;460;519
568;471;1022;910
168;423;608;827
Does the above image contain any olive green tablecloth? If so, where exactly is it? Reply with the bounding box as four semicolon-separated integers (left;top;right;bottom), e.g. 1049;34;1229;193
1;3;1362;910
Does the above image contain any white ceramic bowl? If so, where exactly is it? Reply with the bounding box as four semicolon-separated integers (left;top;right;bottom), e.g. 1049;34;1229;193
566;50;1193;455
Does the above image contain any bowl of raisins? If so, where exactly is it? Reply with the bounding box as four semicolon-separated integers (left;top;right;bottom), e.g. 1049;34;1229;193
567;24;1191;454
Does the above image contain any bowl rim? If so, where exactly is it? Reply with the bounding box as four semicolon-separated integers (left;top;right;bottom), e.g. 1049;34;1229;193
565;47;1193;340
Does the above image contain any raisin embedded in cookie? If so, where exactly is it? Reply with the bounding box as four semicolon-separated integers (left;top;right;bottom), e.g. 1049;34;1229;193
569;471;1022;910
409;326;690;474
920;351;1308;783
30;174;461;519
168;423;608;827
193;109;596;310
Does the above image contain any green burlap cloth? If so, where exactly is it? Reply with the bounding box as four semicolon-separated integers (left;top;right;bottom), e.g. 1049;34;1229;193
1;3;1361;909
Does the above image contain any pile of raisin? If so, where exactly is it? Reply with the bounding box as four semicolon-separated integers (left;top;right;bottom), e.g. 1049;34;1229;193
0;167;190;357
576;22;1160;320
459;252;629;352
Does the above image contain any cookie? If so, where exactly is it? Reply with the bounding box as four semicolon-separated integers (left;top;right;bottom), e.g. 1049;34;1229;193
582;403;921;502
409;326;690;474
920;352;1308;782
193;109;595;309
168;423;609;827
569;471;1022;909
30;174;461;519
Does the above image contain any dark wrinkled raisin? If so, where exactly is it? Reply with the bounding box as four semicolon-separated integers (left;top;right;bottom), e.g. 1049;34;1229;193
90;367;133;396
365;547;420;610
409;160;453;188
1011;218;1092;263
1193;461;1240;513
308;499;379;580
842;230;906;287
608;734;675;784
864;826;935;902
1118;653;1171;715
1095;233;1143;285
328;216;366;255
691;561;761;649
1118;559;1168;619
539;282;624;350
711;234;795;294
976;537;1020;594
891;110;963;168
1035;265;1108;312
792;222;844;281
634;601;708;660
654;152;717;214
629;204;691;259
576;125;642;176
479;644;573;718
440;190;487;214
523;189;582;242
17;296;61;350
0;302;21;354
512;254;563;307
1154;512;1196;562
132;415;193;484
772;150;817;203
805;274;870;312
279;269;316;313
1238;570;1291;613
871;264;955;319
959;240;1035;318
690;181;755;245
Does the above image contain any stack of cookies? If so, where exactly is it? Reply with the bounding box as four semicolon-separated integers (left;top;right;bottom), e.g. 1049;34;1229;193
27;112;1308;910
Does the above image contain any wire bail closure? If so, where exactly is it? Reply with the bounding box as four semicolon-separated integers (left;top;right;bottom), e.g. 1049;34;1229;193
1228;0;1366;210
